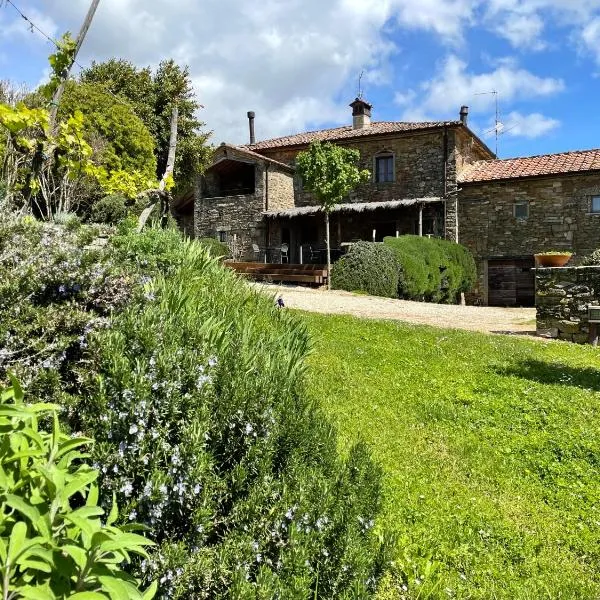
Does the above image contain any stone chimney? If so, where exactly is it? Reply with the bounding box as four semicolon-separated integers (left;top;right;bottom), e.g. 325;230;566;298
247;111;256;144
459;105;469;126
350;97;372;130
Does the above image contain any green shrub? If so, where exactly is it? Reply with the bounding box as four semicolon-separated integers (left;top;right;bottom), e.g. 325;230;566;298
384;236;476;303
197;237;230;259
331;241;399;298
582;249;600;265
0;378;156;599
0;223;389;598
90;194;129;224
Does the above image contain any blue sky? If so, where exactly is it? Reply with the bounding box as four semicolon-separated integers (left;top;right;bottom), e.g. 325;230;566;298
1;0;600;159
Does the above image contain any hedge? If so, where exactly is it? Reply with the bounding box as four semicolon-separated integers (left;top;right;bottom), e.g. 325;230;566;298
0;219;389;598
331;241;400;298
384;236;476;303
196;237;230;259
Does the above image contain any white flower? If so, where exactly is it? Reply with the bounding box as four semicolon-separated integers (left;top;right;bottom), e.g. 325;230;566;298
128;510;137;521
129;424;138;435
121;481;133;497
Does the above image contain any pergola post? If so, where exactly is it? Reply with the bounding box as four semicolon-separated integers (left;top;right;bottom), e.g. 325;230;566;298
418;203;423;237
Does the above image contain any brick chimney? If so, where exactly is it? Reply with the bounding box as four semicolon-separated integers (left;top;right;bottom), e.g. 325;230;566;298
460;105;469;126
350;97;372;130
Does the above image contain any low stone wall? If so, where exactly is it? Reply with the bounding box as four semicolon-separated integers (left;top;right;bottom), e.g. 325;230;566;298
536;266;600;343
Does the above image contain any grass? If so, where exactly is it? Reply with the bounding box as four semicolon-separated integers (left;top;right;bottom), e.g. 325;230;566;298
300;311;600;599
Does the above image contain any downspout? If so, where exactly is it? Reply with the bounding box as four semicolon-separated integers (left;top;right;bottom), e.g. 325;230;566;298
264;163;270;249
443;126;449;240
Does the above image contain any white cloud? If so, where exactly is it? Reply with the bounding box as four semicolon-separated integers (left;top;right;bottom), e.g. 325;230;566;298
581;18;600;66
497;111;560;138
27;0;491;144
0;7;59;44
483;0;600;55
410;55;564;115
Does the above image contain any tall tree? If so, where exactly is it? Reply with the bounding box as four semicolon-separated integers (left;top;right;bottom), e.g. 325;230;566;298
296;141;370;289
80;59;212;193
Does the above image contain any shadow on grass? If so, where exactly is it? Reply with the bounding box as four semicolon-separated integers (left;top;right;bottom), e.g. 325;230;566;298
499;359;600;391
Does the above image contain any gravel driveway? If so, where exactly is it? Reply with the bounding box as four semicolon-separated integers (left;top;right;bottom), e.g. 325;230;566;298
251;283;537;336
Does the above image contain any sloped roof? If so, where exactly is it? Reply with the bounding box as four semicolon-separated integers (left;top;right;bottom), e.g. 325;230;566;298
459;148;600;184
264;197;442;218
247;121;462;150
212;143;294;171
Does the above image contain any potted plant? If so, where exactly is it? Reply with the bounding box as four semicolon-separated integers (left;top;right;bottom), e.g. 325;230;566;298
534;250;573;267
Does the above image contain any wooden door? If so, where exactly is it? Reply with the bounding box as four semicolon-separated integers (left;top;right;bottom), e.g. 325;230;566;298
488;258;534;307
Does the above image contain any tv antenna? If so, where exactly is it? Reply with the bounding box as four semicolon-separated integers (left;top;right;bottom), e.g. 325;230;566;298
475;90;501;157
358;70;365;99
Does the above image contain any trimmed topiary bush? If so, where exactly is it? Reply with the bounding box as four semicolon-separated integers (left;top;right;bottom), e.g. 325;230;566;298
384;236;476;303
331;241;399;298
0;220;389;598
90;194;129;224
197;237;230;259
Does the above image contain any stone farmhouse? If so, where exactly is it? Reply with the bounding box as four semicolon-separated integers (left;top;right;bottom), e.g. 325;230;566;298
176;98;600;306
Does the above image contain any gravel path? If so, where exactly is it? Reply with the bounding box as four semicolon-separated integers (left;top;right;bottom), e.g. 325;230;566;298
251;283;538;336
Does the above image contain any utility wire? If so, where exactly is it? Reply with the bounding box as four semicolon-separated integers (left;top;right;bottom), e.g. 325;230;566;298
1;0;139;113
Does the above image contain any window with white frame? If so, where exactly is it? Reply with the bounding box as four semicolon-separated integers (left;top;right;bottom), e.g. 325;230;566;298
375;154;394;183
591;195;600;214
514;200;529;220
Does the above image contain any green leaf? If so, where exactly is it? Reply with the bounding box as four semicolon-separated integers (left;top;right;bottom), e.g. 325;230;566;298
86;483;99;507
142;580;158;600
18;585;58;600
99;575;140;600
62;468;98;502
61;544;88;571
5;494;42;525
56;437;93;460
68;593;108;600
0;537;7;563
106;494;118;527
8;374;24;402
8;520;27;562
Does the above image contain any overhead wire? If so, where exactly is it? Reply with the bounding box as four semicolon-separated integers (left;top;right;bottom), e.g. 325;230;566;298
1;0;141;113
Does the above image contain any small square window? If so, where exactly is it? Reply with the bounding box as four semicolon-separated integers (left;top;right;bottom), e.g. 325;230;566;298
375;155;394;183
591;196;600;213
218;231;227;243
514;201;529;220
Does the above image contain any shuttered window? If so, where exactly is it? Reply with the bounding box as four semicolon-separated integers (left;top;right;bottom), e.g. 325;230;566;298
375;155;394;183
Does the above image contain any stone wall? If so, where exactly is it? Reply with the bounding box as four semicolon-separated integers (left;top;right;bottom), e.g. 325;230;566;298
255;128;472;242
266;168;294;210
459;173;600;303
536;266;600;343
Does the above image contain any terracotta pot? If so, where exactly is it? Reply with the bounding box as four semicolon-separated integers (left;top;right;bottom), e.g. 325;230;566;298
534;253;572;267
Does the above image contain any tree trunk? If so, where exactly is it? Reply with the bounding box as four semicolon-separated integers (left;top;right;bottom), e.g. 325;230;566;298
159;105;179;191
325;210;331;291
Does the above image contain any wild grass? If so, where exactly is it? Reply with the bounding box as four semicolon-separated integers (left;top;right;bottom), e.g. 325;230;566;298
300;311;600;599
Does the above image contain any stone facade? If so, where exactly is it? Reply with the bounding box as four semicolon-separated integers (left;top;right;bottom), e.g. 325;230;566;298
194;145;295;260
536;266;600;343
459;173;600;304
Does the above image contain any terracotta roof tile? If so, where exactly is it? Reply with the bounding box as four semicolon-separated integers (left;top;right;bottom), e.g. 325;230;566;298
246;121;461;150
459;148;600;183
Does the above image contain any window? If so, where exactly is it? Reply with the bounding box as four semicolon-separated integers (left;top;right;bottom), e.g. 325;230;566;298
514;200;529;220
591;195;600;213
375;154;394;183
218;230;227;243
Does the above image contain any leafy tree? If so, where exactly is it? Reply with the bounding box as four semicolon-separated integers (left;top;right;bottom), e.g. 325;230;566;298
296;141;370;289
80;59;212;193
60;81;156;179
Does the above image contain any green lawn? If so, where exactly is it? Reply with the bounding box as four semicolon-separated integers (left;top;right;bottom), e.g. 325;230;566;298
300;311;600;599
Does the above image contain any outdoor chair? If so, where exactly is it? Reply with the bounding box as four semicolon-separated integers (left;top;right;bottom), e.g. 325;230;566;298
309;246;321;263
252;243;261;262
280;243;289;263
